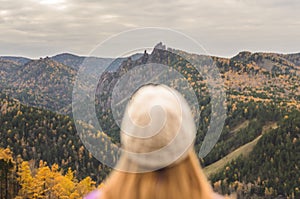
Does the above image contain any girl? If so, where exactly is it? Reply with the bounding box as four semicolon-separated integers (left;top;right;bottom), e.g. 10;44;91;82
85;84;226;199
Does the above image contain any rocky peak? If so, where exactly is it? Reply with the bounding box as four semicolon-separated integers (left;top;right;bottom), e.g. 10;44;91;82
232;51;252;62
154;42;166;50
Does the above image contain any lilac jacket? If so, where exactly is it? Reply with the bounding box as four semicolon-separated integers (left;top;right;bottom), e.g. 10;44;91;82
84;190;102;199
84;190;224;199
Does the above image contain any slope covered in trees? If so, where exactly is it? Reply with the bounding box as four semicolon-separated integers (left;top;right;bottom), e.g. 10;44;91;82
210;110;300;198
0;93;111;185
0;45;299;198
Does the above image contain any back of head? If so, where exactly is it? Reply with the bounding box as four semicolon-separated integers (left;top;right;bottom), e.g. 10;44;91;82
119;84;196;172
101;84;215;199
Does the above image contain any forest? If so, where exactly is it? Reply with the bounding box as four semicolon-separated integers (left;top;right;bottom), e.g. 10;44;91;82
0;46;299;198
0;147;99;198
210;110;300;198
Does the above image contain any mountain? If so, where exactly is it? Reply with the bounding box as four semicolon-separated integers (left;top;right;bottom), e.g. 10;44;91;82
51;53;85;70
0;44;299;198
0;57;76;114
0;56;31;65
230;51;300;75
0;52;148;114
51;53;120;72
283;52;300;66
51;53;142;72
94;44;300;139
91;44;299;198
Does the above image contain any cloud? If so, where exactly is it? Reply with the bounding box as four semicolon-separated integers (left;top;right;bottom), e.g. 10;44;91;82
0;0;299;58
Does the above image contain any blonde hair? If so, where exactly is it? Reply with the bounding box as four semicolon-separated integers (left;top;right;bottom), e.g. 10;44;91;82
101;150;214;199
98;85;225;199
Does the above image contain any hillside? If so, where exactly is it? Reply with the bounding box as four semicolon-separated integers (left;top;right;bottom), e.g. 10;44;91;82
0;53;142;114
0;56;31;65
204;122;278;177
210;110;300;198
0;58;76;114
51;53;125;72
1;47;299;117
0;93;113;183
0;44;299;198
94;44;299;147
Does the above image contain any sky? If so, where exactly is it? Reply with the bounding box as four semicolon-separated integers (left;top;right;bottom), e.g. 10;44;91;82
0;0;299;58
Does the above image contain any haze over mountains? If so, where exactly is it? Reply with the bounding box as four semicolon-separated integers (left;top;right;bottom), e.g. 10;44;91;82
0;44;299;198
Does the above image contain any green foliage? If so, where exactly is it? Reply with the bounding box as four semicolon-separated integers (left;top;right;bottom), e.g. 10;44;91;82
1;48;300;198
210;110;300;198
0;94;110;185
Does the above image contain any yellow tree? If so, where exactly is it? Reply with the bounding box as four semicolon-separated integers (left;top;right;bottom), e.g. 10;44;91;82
48;163;61;197
52;168;75;198
76;176;96;197
33;161;53;198
0;148;15;198
17;161;34;198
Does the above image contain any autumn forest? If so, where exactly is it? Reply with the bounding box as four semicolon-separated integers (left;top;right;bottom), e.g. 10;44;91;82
0;44;300;198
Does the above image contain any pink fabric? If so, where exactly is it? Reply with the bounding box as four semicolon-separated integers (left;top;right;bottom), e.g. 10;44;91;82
84;189;224;199
84;189;102;199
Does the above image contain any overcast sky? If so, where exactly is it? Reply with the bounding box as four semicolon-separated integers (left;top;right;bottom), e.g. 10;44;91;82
0;0;299;58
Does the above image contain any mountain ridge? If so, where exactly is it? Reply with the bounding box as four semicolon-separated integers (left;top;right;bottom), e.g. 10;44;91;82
1;50;300;66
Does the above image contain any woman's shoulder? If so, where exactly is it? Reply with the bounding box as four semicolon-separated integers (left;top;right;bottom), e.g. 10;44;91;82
84;189;102;199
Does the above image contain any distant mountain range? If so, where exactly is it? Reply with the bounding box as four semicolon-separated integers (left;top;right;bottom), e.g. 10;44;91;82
0;47;299;115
